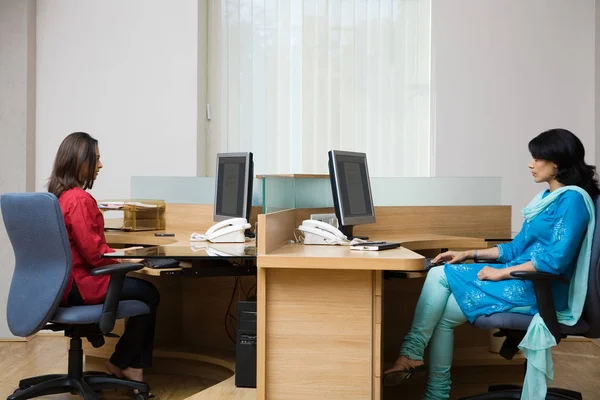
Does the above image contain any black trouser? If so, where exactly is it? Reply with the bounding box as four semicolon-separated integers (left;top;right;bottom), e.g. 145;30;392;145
68;277;160;369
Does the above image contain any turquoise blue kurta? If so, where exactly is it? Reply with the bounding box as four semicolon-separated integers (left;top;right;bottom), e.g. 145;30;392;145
445;190;590;323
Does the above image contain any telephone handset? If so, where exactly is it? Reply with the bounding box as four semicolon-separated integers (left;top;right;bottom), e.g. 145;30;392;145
190;217;251;243
297;219;348;245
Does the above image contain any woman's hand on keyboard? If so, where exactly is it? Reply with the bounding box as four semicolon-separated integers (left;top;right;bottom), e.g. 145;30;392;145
432;250;469;265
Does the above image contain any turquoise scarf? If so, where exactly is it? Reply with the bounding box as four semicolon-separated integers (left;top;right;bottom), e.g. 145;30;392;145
518;186;595;400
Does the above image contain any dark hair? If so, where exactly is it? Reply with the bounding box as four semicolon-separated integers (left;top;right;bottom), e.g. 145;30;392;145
48;132;99;198
528;128;599;198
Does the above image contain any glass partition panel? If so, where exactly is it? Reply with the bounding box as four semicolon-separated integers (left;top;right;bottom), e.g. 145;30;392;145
293;177;334;208
260;176;503;208
130;176;263;206
370;177;502;206
131;176;502;211
261;176;295;213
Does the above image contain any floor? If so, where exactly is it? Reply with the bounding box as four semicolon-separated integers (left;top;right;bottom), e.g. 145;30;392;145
2;336;600;399
0;336;229;399
384;339;600;399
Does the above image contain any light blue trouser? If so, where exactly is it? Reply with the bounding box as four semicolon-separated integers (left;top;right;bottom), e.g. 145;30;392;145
399;266;468;400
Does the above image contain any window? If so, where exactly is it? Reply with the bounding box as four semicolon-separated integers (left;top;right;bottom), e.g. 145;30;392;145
207;0;431;176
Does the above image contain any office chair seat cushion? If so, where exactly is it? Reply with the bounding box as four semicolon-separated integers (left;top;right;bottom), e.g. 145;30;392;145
50;300;150;325
474;313;589;335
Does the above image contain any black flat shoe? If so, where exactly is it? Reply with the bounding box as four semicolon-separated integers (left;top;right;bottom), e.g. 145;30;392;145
383;364;427;387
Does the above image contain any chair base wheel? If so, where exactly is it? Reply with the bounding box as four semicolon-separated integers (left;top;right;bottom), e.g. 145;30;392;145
457;385;583;400
6;372;150;400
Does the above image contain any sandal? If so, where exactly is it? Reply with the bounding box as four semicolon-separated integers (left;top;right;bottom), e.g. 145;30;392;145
383;359;426;387
132;389;155;399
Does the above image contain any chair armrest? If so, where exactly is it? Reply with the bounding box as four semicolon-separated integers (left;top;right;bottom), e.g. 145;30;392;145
509;270;570;284
90;262;144;276
509;270;565;343
90;262;144;334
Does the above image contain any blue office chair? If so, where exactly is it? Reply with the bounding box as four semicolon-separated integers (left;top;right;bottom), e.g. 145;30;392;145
460;196;600;400
1;192;151;400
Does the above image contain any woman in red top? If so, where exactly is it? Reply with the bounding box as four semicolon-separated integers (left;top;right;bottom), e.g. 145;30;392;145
48;132;160;386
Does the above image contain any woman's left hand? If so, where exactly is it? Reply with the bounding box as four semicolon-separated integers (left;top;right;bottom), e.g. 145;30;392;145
477;266;506;281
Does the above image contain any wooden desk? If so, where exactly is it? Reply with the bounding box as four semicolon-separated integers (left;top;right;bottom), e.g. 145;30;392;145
107;243;256;278
84;204;260;400
255;208;508;400
259;234;486;271
92;229;258;376
92;203;510;400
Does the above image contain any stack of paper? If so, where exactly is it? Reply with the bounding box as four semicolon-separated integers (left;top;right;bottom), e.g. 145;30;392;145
98;201;158;209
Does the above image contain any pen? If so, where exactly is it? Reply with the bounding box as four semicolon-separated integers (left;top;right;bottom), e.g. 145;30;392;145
154;233;175;237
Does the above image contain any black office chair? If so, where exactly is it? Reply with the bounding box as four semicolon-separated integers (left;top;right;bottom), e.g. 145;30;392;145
459;196;600;400
1;192;152;400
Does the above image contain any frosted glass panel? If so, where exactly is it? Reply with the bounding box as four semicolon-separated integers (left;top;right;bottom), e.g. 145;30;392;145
294;178;334;208
261;177;295;213
370;177;502;206
262;176;502;209
130;176;502;211
130;176;263;206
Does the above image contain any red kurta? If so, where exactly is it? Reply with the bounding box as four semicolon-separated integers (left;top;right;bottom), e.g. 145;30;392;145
58;187;118;305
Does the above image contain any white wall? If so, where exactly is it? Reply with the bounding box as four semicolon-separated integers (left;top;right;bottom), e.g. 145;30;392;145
32;0;599;219
597;0;600;164
433;0;596;230
36;0;199;200
0;0;37;339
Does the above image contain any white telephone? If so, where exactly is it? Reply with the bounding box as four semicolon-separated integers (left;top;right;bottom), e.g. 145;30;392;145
190;217;251;243
297;219;348;245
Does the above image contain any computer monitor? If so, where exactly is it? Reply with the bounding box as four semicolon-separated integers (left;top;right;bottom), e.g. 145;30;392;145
328;150;376;239
214;152;254;229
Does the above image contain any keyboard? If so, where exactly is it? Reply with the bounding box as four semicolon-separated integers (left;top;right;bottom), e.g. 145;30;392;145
143;258;180;269
424;258;443;271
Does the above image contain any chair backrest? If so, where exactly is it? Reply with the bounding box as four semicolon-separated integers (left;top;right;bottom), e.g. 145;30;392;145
583;196;600;337
1;192;72;337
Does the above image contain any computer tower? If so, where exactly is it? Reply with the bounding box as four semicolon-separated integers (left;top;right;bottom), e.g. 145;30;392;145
235;300;257;388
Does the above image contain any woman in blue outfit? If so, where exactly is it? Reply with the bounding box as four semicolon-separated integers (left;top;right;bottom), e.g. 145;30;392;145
383;128;600;399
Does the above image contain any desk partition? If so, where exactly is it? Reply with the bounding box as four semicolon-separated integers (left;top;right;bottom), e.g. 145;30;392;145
130;176;263;206
131;175;503;214
261;175;503;213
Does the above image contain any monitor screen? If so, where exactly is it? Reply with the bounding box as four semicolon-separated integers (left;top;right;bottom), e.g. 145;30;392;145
328;150;375;231
214;152;253;222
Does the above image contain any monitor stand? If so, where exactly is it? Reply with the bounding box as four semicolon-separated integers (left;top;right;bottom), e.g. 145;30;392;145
340;225;368;241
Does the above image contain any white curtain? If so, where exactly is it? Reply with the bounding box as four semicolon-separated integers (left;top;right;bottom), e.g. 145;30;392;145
207;0;431;177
